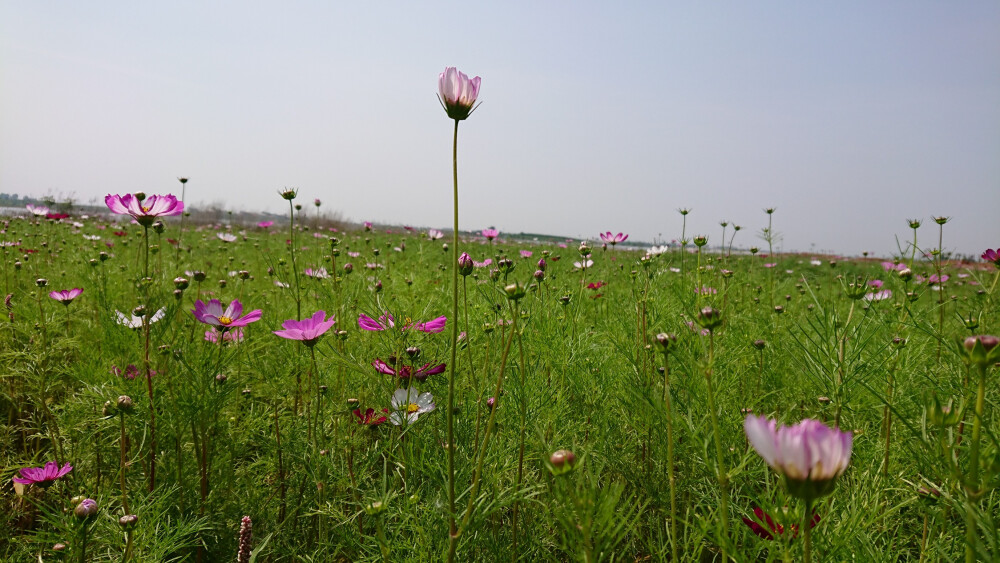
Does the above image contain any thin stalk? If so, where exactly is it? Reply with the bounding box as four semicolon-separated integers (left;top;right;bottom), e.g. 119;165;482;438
662;351;678;563
142;225;156;491
119;414;130;514
803;498;813;563
511;311;528;558
289;199;302;320
965;364;987;563
447;118;461;562
705;332;729;560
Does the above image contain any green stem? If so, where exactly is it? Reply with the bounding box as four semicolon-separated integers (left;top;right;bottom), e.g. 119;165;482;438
447;118;461;563
705;332;729;559
662;351;678;563
803;498;813;563
965;365;987;563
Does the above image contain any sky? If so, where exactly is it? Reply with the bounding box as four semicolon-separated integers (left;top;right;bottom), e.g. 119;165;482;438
2;1;999;258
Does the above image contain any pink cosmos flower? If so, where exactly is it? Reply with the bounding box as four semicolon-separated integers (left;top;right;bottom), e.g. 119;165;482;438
304;267;329;279
864;289;892;302
519;250;533;258
49;288;83;305
26;204;50;216
428;229;444;240
13;461;73;487
111;364;140;380
358;313;395;331
273;310;336;346
257;221;274;228
743;507;819;540
982;248;1000;267
105;194;183;227
473;258;493;268
438;67;481;121
927;274;949;285
745;415;852;500
881;261;907;272
364;221;373;231
372;358;447;381
414;315;447;333
205;327;245;344
482;228;499;241
599;232;629;245
694;286;718;295
867;279;884;289
192;299;262;331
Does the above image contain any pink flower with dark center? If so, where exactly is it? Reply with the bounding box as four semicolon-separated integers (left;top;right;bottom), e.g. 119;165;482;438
413;315;447;333
438;67;481;121
864;289;892;302
363;221;373;231
428;229;444;240
745;415;853;500
192;299;262;331
743;507;820;540
372;358;447;381
353;407;389;426
519;249;533;258
599;232;629;245
867;279;883;289
46;212;70;220
927;274;949;285
105;194;183;227
587;281;607;290
111;364;140;380
13;461;73;487
257;221;274;229
49;288;83;305
481;229;499;241
273;310;336;346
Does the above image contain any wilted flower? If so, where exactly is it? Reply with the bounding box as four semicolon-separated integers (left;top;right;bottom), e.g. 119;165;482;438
745;415;853;500
389;387;436;425
372;358;446;382
438;67;481;121
353;407;389;427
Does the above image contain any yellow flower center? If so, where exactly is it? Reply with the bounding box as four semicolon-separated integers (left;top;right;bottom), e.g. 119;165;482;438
218;316;233;325
142;206;151;212
406;403;420;414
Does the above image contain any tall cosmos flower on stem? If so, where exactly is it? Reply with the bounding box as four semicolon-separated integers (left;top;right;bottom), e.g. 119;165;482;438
745;415;853;563
49;288;83;305
599;232;628;246
439;65;481;563
192;299;263;332
106;192;182;492
13;461;73;488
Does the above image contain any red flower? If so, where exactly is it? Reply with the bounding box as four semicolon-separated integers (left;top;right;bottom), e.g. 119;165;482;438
353;407;389;426
742;507;819;540
587;281;607;290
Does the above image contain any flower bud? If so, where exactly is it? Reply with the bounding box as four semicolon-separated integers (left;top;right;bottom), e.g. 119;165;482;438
498;258;515;274
117;395;134;413
693;235;708;248
696;306;723;331
119;514;139;529
343;263;353;274
132;305;146;318
537;258;547;271
457;252;474;276
533;270;545;282
548;449;577;475
74;498;98;519
53;543;67;552
504;282;526;301
655;333;677;352
152;221;165;234
215;374;227;384
174;277;189;290
405;346;421;360
35;278;48;287
279;188;298;200
193;271;206;282
752;339;766;350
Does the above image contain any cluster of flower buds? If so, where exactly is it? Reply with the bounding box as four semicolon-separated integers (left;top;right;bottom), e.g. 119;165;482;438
958;335;1000;370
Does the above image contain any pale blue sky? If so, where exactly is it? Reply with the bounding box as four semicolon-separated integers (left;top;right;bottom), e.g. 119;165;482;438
2;1;998;257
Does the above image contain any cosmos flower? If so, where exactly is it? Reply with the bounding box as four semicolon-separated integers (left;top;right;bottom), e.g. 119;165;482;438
257;221;274;229
881;261;907;272
438;67;481;121
694;286;718;295
354;407;389;427
413;315;447;333
573;259;594;270
105;194;183;227
364;221;373;231
867;279;884;289
372;359;447;382
49;288;83;305
13;461;73;487
205;327;245;345
743;507;819;540
304;267;329;279
428;229;444;240
587;281;607;290
273;310;336;346
26;204;50;216
217;233;238;243
389;387;436;425
599;232;628;245
115;308;166;329
519;249;533;258
864;290;892;302
482;228;499;241
745;415;853;500
982;248;1000;267
192;299;262;331
358;313;395;331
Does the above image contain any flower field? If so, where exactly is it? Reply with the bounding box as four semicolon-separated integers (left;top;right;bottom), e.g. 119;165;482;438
0;68;997;562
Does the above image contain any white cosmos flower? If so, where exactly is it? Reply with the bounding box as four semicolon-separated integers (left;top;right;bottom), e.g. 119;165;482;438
114;308;166;329
389;387;435;426
573;259;594;270
217;233;237;243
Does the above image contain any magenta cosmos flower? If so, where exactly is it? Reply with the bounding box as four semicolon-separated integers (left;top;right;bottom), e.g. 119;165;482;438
743;507;819;541
358;313;446;333
481;228;499;241
13;461;73;487
273;310;336;346
105;193;183;227
745;415;852;500
354;407;389;427
372;358;447;381
438;67;481;121
192;299;262;331
982;248;1000;267
49;288;83;305
599;232;629;245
